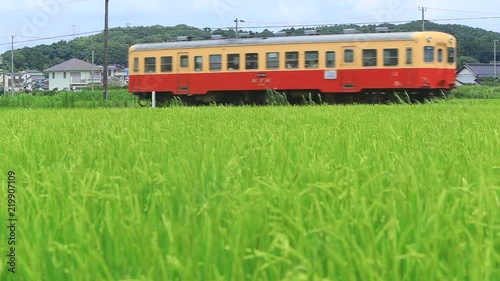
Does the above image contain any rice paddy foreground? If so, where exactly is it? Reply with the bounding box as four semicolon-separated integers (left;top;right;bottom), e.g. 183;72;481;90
0;100;499;281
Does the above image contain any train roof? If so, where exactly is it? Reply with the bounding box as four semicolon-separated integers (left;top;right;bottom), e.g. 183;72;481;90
129;32;453;52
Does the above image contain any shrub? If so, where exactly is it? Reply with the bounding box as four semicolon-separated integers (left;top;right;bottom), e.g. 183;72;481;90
452;85;500;99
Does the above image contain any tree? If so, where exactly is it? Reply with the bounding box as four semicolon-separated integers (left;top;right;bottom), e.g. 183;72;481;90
457;56;479;69
1;22;499;71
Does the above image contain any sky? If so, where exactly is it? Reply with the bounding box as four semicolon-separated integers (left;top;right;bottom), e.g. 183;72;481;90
1;0;500;53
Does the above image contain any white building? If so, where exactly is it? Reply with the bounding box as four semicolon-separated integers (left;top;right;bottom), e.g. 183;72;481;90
456;63;500;85
0;72;22;92
44;59;102;91
21;70;47;91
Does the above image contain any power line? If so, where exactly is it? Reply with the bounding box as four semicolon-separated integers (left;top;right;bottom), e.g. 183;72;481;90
0;15;499;49
427;7;500;16
16;35;45;39
223;16;500;30
0;30;102;47
429;15;500;23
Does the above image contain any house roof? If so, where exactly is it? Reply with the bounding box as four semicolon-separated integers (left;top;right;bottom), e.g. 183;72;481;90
457;63;500;77
28;75;46;80
22;70;43;73
44;58;101;72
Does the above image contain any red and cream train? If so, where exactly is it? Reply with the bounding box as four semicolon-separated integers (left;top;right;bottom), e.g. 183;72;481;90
128;31;457;103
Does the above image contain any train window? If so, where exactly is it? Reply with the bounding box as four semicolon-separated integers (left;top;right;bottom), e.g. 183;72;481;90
180;55;189;68
227;54;240;70
194;56;203;71
160;56;172;72
424;46;434;62
344;49;354;63
383;49;398;66
305;51;319;69
406;48;412;65
362;49;377;67
266;52;280;69
246;53;258;70
448;47;456;63
326;51;335;68
437;49;443;63
209;55;222;71
285;52;299;69
145;57;156;73
133;57;139;72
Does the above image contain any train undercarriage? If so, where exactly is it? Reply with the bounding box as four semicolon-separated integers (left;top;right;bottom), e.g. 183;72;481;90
134;89;452;106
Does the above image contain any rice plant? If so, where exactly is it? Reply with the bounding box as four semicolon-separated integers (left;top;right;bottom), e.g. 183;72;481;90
0;89;138;108
0;101;498;281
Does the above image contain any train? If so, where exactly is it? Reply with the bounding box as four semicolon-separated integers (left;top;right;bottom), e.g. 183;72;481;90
128;30;457;104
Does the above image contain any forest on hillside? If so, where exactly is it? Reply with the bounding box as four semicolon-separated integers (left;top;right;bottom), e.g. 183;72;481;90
0;20;498;72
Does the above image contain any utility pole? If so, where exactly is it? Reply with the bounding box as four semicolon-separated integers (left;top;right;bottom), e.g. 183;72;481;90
11;35;14;97
69;25;78;37
418;7;427;31
91;50;95;91
103;0;109;100
233;18;244;38
1;69;5;96
494;40;498;80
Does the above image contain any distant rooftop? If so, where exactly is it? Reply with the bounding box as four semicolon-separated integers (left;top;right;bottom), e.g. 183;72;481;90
44;58;101;72
460;63;500;77
22;70;44;73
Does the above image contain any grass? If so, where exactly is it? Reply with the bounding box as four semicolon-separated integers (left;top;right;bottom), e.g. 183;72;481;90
452;85;500;99
0;100;499;280
0;85;497;109
0;89;138;108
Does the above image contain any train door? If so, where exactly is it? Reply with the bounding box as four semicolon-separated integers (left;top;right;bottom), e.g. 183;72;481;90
340;46;356;91
176;52;190;94
404;45;417;87
435;42;447;83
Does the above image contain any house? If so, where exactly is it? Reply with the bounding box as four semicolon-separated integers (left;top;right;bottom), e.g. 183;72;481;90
107;65;129;87
456;63;500;85
21;70;47;92
0;72;23;92
0;68;4;93
44;58;102;91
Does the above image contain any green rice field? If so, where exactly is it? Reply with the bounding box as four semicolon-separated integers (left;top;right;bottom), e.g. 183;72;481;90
0;99;499;280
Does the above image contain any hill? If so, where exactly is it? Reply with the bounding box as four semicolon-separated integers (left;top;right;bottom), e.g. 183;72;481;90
0;21;498;72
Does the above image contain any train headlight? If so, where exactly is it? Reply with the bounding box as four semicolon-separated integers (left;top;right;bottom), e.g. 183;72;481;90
427;36;432;42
